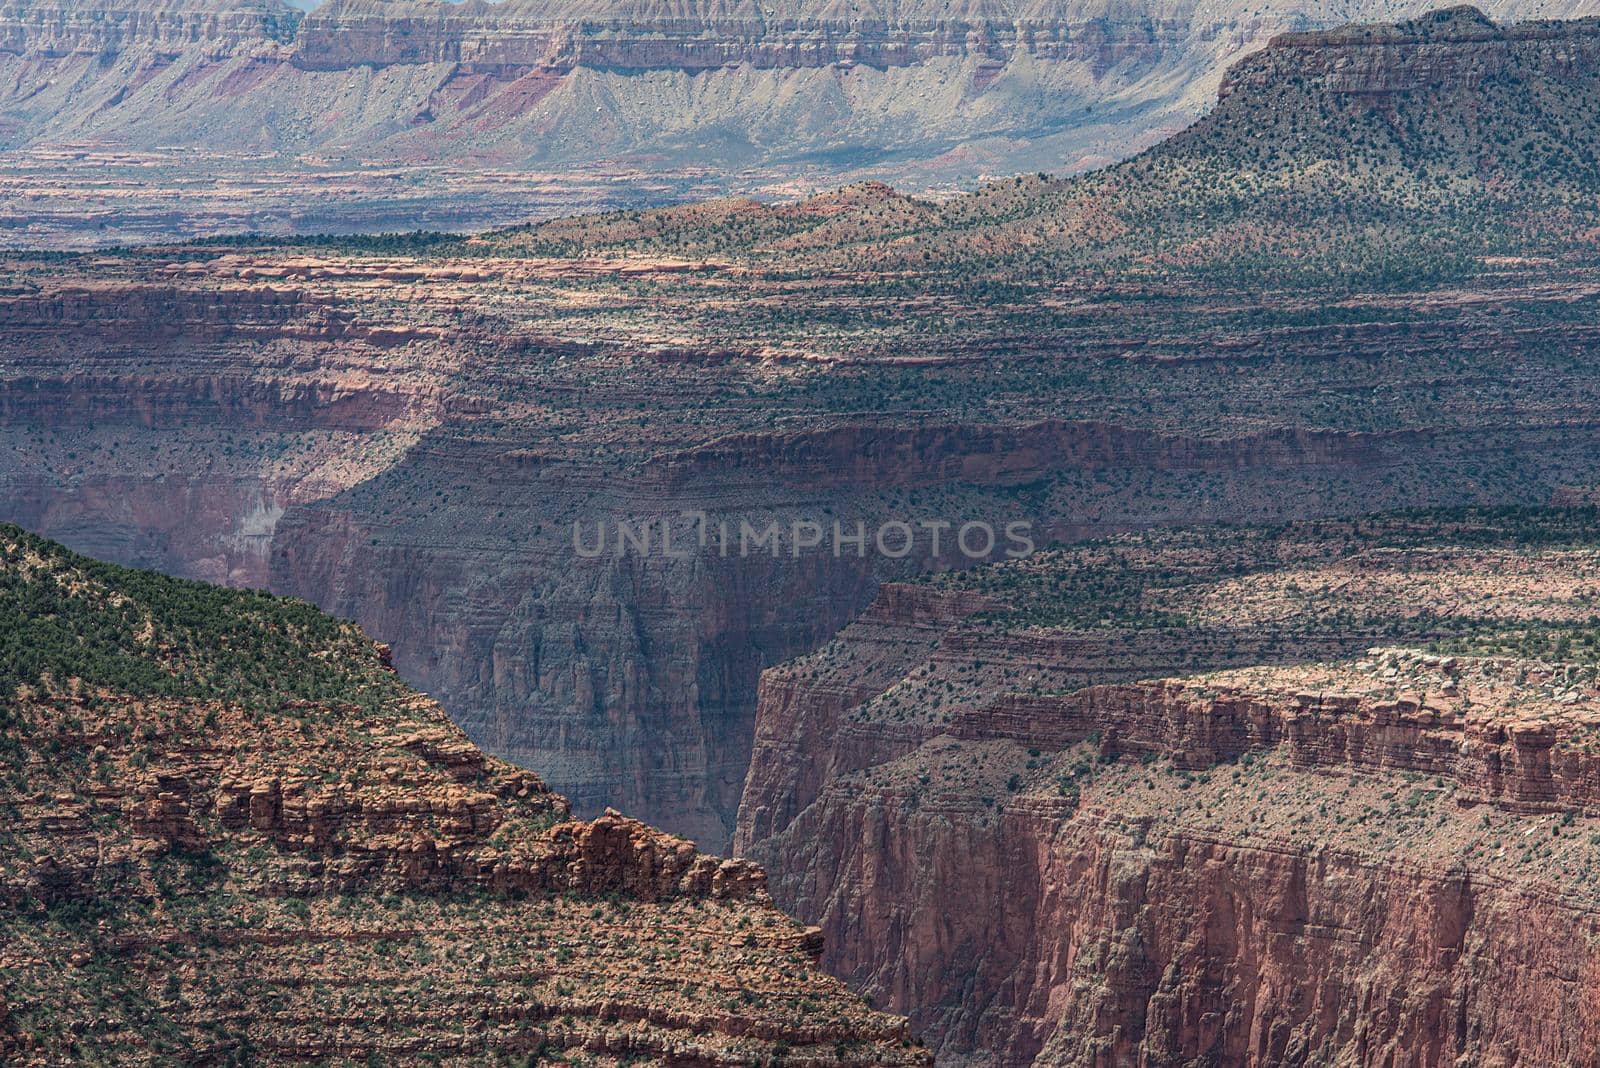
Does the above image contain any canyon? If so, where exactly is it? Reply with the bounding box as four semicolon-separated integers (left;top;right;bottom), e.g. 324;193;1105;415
7;8;1600;855
10;240;1600;853
6;8;1600;1063
0;522;927;1063
7;0;1600;245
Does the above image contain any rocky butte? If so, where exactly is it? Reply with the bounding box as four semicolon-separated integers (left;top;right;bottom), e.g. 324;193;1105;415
0;523;927;1064
5;0;1600;244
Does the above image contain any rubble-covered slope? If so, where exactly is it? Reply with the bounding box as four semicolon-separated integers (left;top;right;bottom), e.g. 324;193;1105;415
0;523;925;1065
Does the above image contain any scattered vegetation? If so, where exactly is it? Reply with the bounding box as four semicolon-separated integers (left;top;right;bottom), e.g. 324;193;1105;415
0;524;403;710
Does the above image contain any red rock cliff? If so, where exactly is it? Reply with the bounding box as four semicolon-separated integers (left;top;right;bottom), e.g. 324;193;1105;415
736;532;1600;1064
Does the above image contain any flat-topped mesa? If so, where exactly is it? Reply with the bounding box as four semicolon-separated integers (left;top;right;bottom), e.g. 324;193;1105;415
15;1;1600;245
734;515;1600;1062
1133;4;1600;200
11;0;1599;78
739;642;1600;1062
949;651;1600;816
14;0;1600;77
1219;5;1600;99
284;0;1120;72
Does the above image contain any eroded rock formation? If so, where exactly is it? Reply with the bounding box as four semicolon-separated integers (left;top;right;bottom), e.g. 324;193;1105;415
735;515;1600;1063
0;524;925;1065
10;240;1600;851
8;0;1600;244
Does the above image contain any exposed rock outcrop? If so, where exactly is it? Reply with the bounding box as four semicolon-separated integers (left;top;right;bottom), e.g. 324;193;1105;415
13;8;1600;851
1220;5;1600;96
735;515;1600;1063
13;234;1600;850
0;524;926;1065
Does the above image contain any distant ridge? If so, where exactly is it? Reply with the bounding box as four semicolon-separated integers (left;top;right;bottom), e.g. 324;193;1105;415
496;5;1600;288
1164;5;1600;187
6;0;1600;244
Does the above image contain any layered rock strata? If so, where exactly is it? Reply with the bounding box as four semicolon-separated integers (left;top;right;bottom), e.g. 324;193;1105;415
735;516;1600;1062
0;524;925;1065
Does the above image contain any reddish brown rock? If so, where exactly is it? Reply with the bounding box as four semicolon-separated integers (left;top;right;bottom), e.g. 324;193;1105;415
0;525;927;1065
736;521;1600;1064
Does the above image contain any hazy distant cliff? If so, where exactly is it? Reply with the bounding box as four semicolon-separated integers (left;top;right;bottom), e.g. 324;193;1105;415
5;0;1600;221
